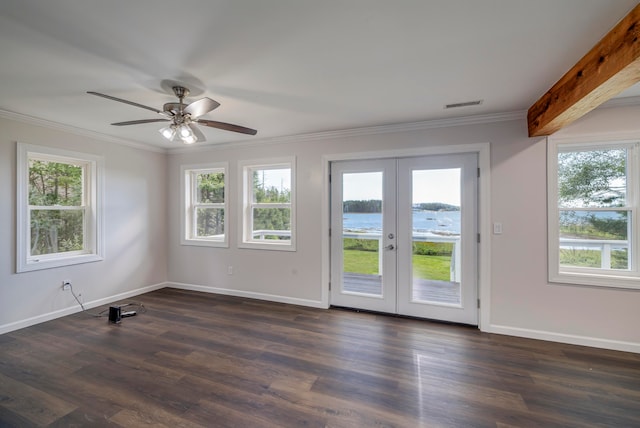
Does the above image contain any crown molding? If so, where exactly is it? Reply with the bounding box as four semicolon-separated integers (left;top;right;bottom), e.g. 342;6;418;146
0;109;166;154
3;98;638;156
1;108;528;155
167;110;527;154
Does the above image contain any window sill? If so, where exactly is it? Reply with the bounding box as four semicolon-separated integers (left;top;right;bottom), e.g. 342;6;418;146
181;239;229;248
238;241;296;252
550;271;640;290
17;253;103;273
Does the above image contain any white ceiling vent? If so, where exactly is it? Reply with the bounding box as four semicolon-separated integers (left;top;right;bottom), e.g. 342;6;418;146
444;100;484;109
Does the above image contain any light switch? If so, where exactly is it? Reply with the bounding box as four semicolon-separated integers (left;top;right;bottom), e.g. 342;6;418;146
493;222;503;235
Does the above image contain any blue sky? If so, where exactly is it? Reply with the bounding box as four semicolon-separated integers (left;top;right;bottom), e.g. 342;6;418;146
343;169;461;206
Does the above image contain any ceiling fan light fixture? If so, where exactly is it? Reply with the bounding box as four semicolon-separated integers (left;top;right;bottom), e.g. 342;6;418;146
181;134;197;145
177;123;192;137
177;123;197;144
159;125;176;141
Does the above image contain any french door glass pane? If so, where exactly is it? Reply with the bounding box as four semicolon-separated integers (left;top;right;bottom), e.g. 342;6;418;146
559;210;629;270
411;169;461;305
195;207;224;238
30;209;84;255
342;172;382;296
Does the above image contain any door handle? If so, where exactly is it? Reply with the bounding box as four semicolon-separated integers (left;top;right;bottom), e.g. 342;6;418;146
385;244;395;250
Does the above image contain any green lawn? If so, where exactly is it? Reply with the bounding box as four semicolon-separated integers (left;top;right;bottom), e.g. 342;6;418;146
343;249;452;281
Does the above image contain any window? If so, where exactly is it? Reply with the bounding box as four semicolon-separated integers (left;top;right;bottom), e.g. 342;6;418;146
548;138;640;289
239;157;296;251
17;143;104;272
181;163;228;247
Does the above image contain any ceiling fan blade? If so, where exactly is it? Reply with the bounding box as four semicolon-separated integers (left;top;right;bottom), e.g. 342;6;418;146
87;91;167;116
184;97;220;118
196;119;257;135
111;119;170;126
188;124;207;142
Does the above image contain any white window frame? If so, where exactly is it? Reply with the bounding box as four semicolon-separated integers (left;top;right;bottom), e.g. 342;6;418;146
548;137;640;289
181;162;229;248
16;143;104;273
238;157;296;251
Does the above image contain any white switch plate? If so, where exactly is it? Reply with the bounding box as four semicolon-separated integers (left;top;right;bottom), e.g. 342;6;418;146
493;222;503;234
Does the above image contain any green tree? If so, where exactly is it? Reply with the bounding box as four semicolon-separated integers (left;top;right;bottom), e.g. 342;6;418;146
252;171;291;239
558;149;626;207
28;160;84;255
415;202;459;212
196;172;225;236
558;148;627;240
343;200;381;213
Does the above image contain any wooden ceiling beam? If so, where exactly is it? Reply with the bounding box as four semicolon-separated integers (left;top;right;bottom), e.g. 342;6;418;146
528;3;640;137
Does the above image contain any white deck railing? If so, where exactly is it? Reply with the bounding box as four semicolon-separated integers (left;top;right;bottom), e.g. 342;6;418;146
559;238;628;269
252;230;292;239
253;230;628;274
253;229;461;282
343;231;461;282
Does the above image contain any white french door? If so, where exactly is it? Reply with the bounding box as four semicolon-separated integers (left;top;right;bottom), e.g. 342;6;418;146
330;159;398;313
330;153;478;325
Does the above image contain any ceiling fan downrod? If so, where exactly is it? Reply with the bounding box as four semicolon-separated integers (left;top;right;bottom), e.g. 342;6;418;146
173;86;189;106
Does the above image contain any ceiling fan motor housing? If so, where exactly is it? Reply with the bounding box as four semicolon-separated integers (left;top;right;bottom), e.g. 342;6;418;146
172;86;189;99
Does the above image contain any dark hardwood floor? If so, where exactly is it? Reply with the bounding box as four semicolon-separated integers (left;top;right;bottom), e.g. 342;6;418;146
1;288;639;427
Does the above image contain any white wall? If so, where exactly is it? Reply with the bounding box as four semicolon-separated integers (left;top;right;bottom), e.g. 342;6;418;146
167;108;640;353
3;103;639;353
0;117;168;332
489;105;640;352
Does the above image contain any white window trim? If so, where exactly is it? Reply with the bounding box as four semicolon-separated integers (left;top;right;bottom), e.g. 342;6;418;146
548;137;640;289
180;162;229;248
238;157;296;251
16;143;104;273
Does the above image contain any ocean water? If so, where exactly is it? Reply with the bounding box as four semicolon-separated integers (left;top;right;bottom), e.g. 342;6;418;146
343;211;461;234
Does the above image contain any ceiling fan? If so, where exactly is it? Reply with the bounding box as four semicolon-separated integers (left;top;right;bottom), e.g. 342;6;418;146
87;86;257;144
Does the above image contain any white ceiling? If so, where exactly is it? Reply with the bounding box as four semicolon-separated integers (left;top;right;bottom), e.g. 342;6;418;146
1;0;639;150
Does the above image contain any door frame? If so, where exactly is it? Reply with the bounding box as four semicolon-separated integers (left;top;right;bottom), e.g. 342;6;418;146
321;143;491;331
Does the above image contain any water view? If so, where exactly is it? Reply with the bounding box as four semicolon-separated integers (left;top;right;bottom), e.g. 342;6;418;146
343;210;461;235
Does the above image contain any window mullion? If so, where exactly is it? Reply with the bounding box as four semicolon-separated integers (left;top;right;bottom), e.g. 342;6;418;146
252;202;291;209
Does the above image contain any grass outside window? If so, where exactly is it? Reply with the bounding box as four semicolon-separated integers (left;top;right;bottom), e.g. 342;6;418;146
342;238;453;281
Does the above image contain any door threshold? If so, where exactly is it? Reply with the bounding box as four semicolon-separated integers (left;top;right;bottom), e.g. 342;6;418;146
329;305;478;328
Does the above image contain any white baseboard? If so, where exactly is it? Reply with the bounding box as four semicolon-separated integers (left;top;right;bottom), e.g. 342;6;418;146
167;281;328;309
0;282;167;335
3;281;638;354
487;324;640;354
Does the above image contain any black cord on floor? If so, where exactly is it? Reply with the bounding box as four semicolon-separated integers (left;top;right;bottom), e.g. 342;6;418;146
69;284;102;317
68;284;146;318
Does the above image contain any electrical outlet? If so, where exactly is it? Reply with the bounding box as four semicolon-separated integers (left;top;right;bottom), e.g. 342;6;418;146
227;265;233;275
62;280;71;291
